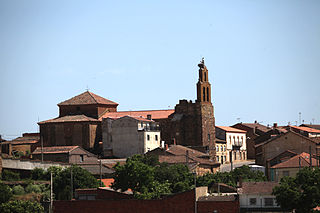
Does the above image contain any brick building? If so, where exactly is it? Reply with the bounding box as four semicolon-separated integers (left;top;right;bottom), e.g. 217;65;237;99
232;122;270;159
31;146;98;164
1;133;40;157
38;92;118;151
160;58;216;158
39;59;217;159
54;187;239;213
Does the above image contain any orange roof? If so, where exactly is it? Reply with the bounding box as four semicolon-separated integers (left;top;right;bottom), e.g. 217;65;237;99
216;126;246;133
99;178;114;187
290;126;320;133
58;91;118;106
100;109;174;120
271;152;318;169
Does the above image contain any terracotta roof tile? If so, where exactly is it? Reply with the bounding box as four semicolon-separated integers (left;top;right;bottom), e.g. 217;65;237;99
216;126;246;133
271;152;318;169
100;109;174;121
38;115;99;124
32;146;79;154
238;182;279;195
239;123;270;133
290;125;320;133
58;91;118;106
301;124;320;130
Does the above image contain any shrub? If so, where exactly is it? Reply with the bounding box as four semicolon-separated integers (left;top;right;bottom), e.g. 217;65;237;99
2;170;20;181
12;185;25;195
0;200;44;213
31;168;46;180
25;184;41;194
0;182;13;203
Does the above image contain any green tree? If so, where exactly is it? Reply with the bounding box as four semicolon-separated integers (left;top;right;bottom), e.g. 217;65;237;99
31;168;46;180
2;170;20;181
53;165;100;200
12;185;25;195
112;154;193;199
25;184;42;194
0;182;13;203
196;165;267;189
273;167;320;213
0;200;44;213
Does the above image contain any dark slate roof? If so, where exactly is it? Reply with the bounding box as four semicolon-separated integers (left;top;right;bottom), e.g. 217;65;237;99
58;91;118;106
238;182;279;195
38;115;99;124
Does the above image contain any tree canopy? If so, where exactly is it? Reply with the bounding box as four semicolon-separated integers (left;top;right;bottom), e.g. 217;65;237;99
196;165;266;189
272;167;320;213
52;165;100;200
0;200;44;213
0;182;13;204
112;154;194;199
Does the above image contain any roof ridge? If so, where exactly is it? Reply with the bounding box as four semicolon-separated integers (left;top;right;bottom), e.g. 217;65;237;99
87;91;98;104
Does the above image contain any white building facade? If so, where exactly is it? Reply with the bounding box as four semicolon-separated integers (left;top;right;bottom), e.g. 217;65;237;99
102;116;161;158
215;126;247;163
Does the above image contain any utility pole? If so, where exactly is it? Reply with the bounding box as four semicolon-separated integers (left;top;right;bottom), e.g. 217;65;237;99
50;172;53;213
70;168;73;200
100;160;102;187
230;151;233;171
309;146;312;167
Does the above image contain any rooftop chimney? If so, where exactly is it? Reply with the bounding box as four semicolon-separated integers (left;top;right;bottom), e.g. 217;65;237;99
273;123;278;129
147;114;152;120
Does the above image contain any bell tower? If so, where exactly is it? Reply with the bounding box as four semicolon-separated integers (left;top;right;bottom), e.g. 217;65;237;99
197;58;211;103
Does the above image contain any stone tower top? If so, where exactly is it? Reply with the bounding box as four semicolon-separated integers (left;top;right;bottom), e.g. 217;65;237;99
196;58;211;103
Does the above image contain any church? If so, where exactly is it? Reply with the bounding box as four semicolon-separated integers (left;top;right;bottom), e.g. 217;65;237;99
38;59;216;159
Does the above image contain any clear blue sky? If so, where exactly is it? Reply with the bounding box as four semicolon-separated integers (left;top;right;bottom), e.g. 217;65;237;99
1;0;320;140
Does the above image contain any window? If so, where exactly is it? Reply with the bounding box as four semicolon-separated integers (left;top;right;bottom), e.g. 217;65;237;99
208;133;210;141
80;155;84;163
224;156;226;162
223;146;226;151
249;198;257;205
216;156;219;162
203;87;206;101
147;135;150;141
206;87;209;102
216;145;219;152
155;135;158;141
264;198;273;206
283;171;289;177
220;145;223;152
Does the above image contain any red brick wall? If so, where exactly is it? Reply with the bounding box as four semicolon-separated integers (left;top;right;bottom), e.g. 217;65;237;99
54;189;195;213
197;201;239;213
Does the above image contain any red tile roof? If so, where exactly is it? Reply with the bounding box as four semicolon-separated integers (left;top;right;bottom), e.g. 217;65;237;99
152;145;219;166
58;91;118;106
100;109;174;121
100;178;114;187
238;123;270;133
116;116;154;122
290;125;320;133
255;130;319;148
271;152;318;169
2;134;40;145
216;126;246;133
32;146;79;154
38;115;99;124
238;182;279;195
